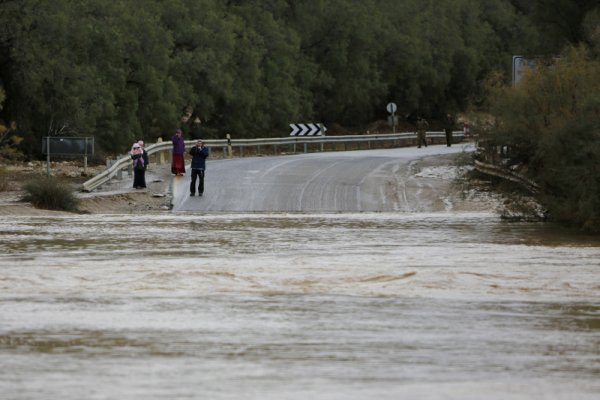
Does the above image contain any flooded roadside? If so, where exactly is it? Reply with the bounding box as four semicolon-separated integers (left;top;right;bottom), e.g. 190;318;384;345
1;213;599;399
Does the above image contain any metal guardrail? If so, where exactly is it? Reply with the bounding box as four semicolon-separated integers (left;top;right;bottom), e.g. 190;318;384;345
474;160;539;193
82;131;465;192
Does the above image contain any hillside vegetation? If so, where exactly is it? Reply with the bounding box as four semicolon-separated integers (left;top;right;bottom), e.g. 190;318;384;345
2;0;594;155
1;0;599;230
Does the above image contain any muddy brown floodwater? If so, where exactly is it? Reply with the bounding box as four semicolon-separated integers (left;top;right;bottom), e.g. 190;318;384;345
1;212;599;400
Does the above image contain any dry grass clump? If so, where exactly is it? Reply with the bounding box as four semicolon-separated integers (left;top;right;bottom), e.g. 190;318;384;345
22;175;80;212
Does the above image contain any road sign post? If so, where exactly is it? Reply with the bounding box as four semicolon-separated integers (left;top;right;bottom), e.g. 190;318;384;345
289;123;326;136
226;133;233;158
386;102;397;133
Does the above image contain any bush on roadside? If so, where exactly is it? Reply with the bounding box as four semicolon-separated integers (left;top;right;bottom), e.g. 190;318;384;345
481;47;600;232
22;175;80;212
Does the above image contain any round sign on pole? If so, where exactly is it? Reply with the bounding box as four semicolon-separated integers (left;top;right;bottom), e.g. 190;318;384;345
386;102;397;114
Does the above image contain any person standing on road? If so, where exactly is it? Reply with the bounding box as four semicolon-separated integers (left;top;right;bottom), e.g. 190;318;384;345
189;139;209;197
416;116;429;148
130;142;146;189
444;113;455;147
171;129;186;176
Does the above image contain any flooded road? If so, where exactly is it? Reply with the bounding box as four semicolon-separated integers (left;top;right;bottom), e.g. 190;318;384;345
173;144;476;212
1;213;599;399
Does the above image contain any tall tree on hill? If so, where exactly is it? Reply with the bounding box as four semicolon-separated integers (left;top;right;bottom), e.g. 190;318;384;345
0;0;181;153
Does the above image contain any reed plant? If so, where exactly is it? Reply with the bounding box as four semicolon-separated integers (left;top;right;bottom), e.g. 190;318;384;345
22;174;80;212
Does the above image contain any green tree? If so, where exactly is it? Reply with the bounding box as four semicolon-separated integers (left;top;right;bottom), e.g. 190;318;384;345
484;47;600;231
159;0;233;138
219;2;310;136
530;0;599;51
161;0;311;138
0;0;554;153
376;0;536;119
1;0;182;153
286;0;389;125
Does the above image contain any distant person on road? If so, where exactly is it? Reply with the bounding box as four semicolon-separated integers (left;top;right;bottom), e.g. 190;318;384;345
416;117;429;148
130;142;146;189
444;113;455;147
189;139;209;197
171;129;186;176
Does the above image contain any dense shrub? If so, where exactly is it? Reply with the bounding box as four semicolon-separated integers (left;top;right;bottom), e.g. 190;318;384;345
482;47;600;232
22;175;80;212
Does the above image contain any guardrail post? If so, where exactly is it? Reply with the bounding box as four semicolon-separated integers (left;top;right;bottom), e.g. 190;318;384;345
226;134;233;159
156;137;165;164
106;159;121;180
303;143;308;153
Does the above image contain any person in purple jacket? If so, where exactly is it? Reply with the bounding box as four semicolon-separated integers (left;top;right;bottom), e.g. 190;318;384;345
171;129;186;175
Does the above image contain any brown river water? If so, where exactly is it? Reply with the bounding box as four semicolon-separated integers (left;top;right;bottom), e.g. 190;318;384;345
0;212;599;399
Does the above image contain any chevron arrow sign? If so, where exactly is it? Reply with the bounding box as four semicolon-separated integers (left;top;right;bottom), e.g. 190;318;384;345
289;123;326;136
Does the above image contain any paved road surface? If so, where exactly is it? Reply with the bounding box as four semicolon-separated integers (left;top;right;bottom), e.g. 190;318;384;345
172;144;474;212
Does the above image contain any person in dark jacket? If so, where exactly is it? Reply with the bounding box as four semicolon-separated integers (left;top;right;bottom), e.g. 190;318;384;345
416;117;429;148
189;139;209;196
